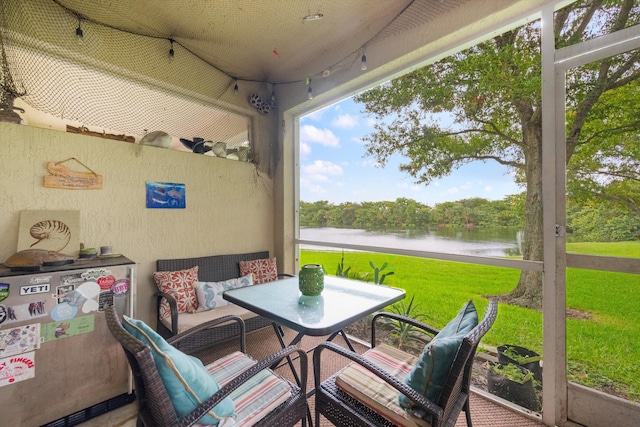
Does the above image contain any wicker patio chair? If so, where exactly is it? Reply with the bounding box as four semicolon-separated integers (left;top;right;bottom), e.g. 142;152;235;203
313;298;498;427
105;305;307;427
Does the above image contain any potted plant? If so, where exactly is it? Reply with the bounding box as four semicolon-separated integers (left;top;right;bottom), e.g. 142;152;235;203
487;361;541;412
497;344;543;386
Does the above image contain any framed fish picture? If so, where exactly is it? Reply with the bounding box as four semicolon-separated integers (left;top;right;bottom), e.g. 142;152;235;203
146;182;186;209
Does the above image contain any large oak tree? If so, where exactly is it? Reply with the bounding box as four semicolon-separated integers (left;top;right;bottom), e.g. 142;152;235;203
355;0;639;309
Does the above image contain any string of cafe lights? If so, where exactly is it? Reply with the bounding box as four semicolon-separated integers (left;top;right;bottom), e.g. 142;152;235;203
54;0;416;101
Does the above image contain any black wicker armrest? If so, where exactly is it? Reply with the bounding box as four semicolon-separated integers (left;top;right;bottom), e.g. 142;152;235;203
155;291;179;336
314;341;444;419
371;312;440;347
180;345;307;426
167;314;246;353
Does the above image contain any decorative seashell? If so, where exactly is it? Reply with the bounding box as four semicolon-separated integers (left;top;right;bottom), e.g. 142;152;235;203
139;130;172;148
237;146;249;161
213;141;227;157
29;220;71;252
4;249;74;271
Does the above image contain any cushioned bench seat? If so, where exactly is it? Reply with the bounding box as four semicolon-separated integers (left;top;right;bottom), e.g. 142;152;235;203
154;251;279;353
158;303;265;335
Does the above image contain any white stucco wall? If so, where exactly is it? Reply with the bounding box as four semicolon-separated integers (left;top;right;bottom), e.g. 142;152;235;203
0;121;275;325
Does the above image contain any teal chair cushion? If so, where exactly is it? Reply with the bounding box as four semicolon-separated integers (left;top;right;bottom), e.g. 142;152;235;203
122;316;235;425
399;300;478;408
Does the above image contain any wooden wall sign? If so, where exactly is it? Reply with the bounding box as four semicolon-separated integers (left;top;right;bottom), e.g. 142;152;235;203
43;158;103;190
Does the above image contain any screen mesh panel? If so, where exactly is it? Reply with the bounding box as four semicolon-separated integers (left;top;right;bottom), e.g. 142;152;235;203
1;0;252;157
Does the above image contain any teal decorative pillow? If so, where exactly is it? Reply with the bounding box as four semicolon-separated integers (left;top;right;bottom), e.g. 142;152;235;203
122;316;235;424
437;300;478;338
399;300;478;409
194;273;254;312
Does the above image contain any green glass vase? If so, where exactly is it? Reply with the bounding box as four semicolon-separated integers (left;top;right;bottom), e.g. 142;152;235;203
298;264;324;296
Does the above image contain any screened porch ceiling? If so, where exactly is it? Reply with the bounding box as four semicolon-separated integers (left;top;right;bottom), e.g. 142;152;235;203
5;0;564;154
54;0;468;85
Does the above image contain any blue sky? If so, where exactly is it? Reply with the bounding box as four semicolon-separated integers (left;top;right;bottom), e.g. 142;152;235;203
299;97;522;206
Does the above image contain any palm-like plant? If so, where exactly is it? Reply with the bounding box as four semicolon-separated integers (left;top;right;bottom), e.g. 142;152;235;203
335;251;371;282
380;295;431;354
369;261;394;284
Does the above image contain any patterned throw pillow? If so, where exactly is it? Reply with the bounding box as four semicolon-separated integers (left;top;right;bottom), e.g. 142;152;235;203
193;273;254;312
153;266;199;319
239;257;278;284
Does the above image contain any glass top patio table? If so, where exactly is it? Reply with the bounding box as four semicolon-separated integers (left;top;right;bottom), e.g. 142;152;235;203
223;275;405;336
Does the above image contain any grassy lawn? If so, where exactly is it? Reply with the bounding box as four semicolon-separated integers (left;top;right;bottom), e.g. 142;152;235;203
300;241;640;401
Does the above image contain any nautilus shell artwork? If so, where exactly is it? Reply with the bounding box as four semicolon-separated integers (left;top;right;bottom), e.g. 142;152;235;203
29;220;71;252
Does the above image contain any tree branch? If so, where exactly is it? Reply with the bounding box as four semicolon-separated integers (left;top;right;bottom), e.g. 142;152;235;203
588;169;640;182
574;119;640;147
444;126;521;146
455;154;522;169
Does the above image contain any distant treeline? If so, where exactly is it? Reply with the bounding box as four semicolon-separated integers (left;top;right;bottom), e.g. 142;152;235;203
300;195;640;242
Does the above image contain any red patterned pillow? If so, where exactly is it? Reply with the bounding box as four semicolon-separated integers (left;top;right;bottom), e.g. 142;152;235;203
153;266;199;319
239;257;278;284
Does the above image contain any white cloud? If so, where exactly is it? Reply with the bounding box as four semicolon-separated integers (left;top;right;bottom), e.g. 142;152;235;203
484;185;493;193
332;114;358;129
300;142;311;156
309;185;327;194
302;160;343;183
351;136;364;144
300;125;340;147
359;158;380;167
447;187;460;194
312;174;330;182
460;181;472;190
366;117;377;128
397;182;422;192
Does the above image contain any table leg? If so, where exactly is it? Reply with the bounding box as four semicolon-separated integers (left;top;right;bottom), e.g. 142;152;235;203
271;323;312;426
326;329;356;352
272;323;305;383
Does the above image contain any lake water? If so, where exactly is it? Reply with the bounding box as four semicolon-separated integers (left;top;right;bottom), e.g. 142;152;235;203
300;227;524;257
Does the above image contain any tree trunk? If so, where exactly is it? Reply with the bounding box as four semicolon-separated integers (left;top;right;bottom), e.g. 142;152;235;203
499;127;544;310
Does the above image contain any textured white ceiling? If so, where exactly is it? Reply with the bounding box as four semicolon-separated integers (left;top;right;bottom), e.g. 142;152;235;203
54;0;466;84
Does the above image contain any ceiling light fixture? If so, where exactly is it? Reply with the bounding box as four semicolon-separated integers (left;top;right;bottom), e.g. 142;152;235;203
168;38;175;60
234;79;239;94
307;79;313;100
75;17;84;44
361;54;367;71
303;12;324;21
